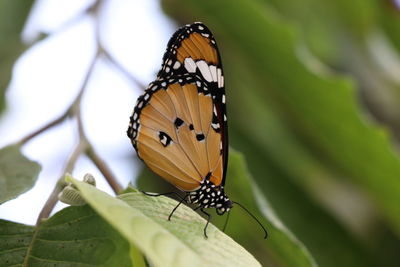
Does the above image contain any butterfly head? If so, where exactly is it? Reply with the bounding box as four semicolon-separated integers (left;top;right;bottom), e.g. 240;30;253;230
216;197;232;215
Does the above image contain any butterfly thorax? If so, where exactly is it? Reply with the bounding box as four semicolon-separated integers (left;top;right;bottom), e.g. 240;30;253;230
188;179;232;215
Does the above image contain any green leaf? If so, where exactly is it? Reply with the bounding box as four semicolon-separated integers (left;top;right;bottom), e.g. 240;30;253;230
0;145;41;204
0;0;35;113
137;149;318;267
68;175;262;267
0;205;132;266
0;218;34;266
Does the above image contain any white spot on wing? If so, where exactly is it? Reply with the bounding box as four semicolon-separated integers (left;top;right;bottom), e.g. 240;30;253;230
161;138;167;146
217;68;222;88
173;61;181;69
196;60;212;82
184;58;197;73
209;65;217;82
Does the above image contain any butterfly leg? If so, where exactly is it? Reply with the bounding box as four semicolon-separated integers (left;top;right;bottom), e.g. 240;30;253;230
200;208;212;239
222;210;231;233
168;194;189;221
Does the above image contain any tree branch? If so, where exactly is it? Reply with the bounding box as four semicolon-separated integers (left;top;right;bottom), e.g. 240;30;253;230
17;111;70;146
36;54;97;224
101;48;146;91
86;146;123;193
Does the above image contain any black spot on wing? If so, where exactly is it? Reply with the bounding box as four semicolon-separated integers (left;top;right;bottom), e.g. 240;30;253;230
196;133;205;141
159;131;172;147
174;117;184;129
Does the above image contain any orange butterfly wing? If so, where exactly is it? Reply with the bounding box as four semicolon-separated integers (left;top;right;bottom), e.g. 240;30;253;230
128;75;223;191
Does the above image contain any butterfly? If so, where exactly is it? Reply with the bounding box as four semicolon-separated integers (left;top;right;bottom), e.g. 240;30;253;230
127;22;267;238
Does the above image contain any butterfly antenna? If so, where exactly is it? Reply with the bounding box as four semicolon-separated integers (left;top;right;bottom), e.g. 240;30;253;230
232;201;268;239
223;209;231;232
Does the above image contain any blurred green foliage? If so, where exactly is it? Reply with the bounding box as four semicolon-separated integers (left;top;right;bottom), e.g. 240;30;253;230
156;0;400;266
0;0;34;113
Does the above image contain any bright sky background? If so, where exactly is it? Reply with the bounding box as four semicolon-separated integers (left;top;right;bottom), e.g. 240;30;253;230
0;0;176;225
